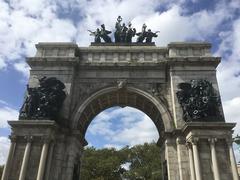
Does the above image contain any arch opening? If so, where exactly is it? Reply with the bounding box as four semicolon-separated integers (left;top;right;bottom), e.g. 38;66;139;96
73;87;174;143
85;106;160;148
81;106;163;179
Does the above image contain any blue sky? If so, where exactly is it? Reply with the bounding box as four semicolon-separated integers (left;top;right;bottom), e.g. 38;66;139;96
0;0;240;165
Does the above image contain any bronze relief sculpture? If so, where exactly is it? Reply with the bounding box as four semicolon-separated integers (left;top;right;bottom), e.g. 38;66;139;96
19;77;66;121
176;79;223;122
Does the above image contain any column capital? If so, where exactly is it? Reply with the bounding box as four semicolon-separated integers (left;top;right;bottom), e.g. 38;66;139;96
226;138;234;146
186;141;192;149
9;135;17;142
188;137;199;145
24;135;33;143
208;138;217;145
176;137;185;145
165;138;174;145
41;135;52;144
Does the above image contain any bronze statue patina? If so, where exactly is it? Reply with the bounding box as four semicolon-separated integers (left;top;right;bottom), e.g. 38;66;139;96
126;22;136;43
114;16;136;43
19;77;66;121
176;79;222;122
88;28;101;43
136;23;147;43
136;24;159;43
100;24;112;43
89;24;112;43
120;23;128;42
146;29;159;43
114;16;123;42
89;16;159;44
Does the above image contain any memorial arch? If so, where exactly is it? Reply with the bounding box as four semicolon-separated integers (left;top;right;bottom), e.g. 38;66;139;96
1;42;239;180
73;86;174;135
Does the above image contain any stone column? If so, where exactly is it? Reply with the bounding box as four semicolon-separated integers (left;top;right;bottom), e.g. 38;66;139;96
176;137;186;180
1;135;17;180
208;138;220;180
44;142;55;180
227;139;239;180
36;136;51;180
186;142;196;180
19;136;33;180
165;138;180;180
191;138;202;180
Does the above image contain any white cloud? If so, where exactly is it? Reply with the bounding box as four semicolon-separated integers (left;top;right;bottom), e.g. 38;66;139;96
87;107;159;148
104;144;122;150
222;97;240;162
216;19;240;101
111;114;158;146
0;0;77;77
214;17;240;162
0;56;7;69
88;110;115;136
0;136;10;165
9;0;56;16
14;62;30;79
75;0;235;46
223;97;240;135
0;106;19;128
88;106;145;136
0;100;9;106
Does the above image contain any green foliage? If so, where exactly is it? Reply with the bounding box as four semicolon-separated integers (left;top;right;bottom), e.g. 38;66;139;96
0;165;4;179
80;143;162;180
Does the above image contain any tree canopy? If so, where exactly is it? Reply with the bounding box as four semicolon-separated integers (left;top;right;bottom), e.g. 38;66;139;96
80;143;162;180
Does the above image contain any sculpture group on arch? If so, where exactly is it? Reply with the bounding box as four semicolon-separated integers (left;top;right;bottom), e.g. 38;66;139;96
19;77;66;121
88;16;159;43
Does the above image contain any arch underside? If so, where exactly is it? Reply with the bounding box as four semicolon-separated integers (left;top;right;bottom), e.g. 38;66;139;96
75;87;173;138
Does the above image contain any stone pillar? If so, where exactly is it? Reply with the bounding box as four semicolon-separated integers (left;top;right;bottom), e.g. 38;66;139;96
208;138;220;180
186;142;196;180
191;138;202;180
1;135;17;180
44;142;55;180
227;139;239;180
176;137;186;180
165;138;179;180
19;136;33;180
36;136;51;180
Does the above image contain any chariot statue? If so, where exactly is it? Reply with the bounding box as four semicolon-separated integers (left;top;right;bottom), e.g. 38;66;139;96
89;16;159;43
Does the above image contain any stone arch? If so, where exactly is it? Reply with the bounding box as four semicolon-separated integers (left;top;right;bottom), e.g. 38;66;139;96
72;86;174;140
3;42;237;180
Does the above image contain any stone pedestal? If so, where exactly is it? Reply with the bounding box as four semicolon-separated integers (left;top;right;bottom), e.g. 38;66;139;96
2;120;58;180
183;122;237;180
2;120;85;180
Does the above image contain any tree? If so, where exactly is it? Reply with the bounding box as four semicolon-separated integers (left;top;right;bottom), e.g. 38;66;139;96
80;143;162;180
80;147;125;180
123;143;162;180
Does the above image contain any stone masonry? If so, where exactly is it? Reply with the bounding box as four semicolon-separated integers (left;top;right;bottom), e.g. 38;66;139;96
1;42;239;180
